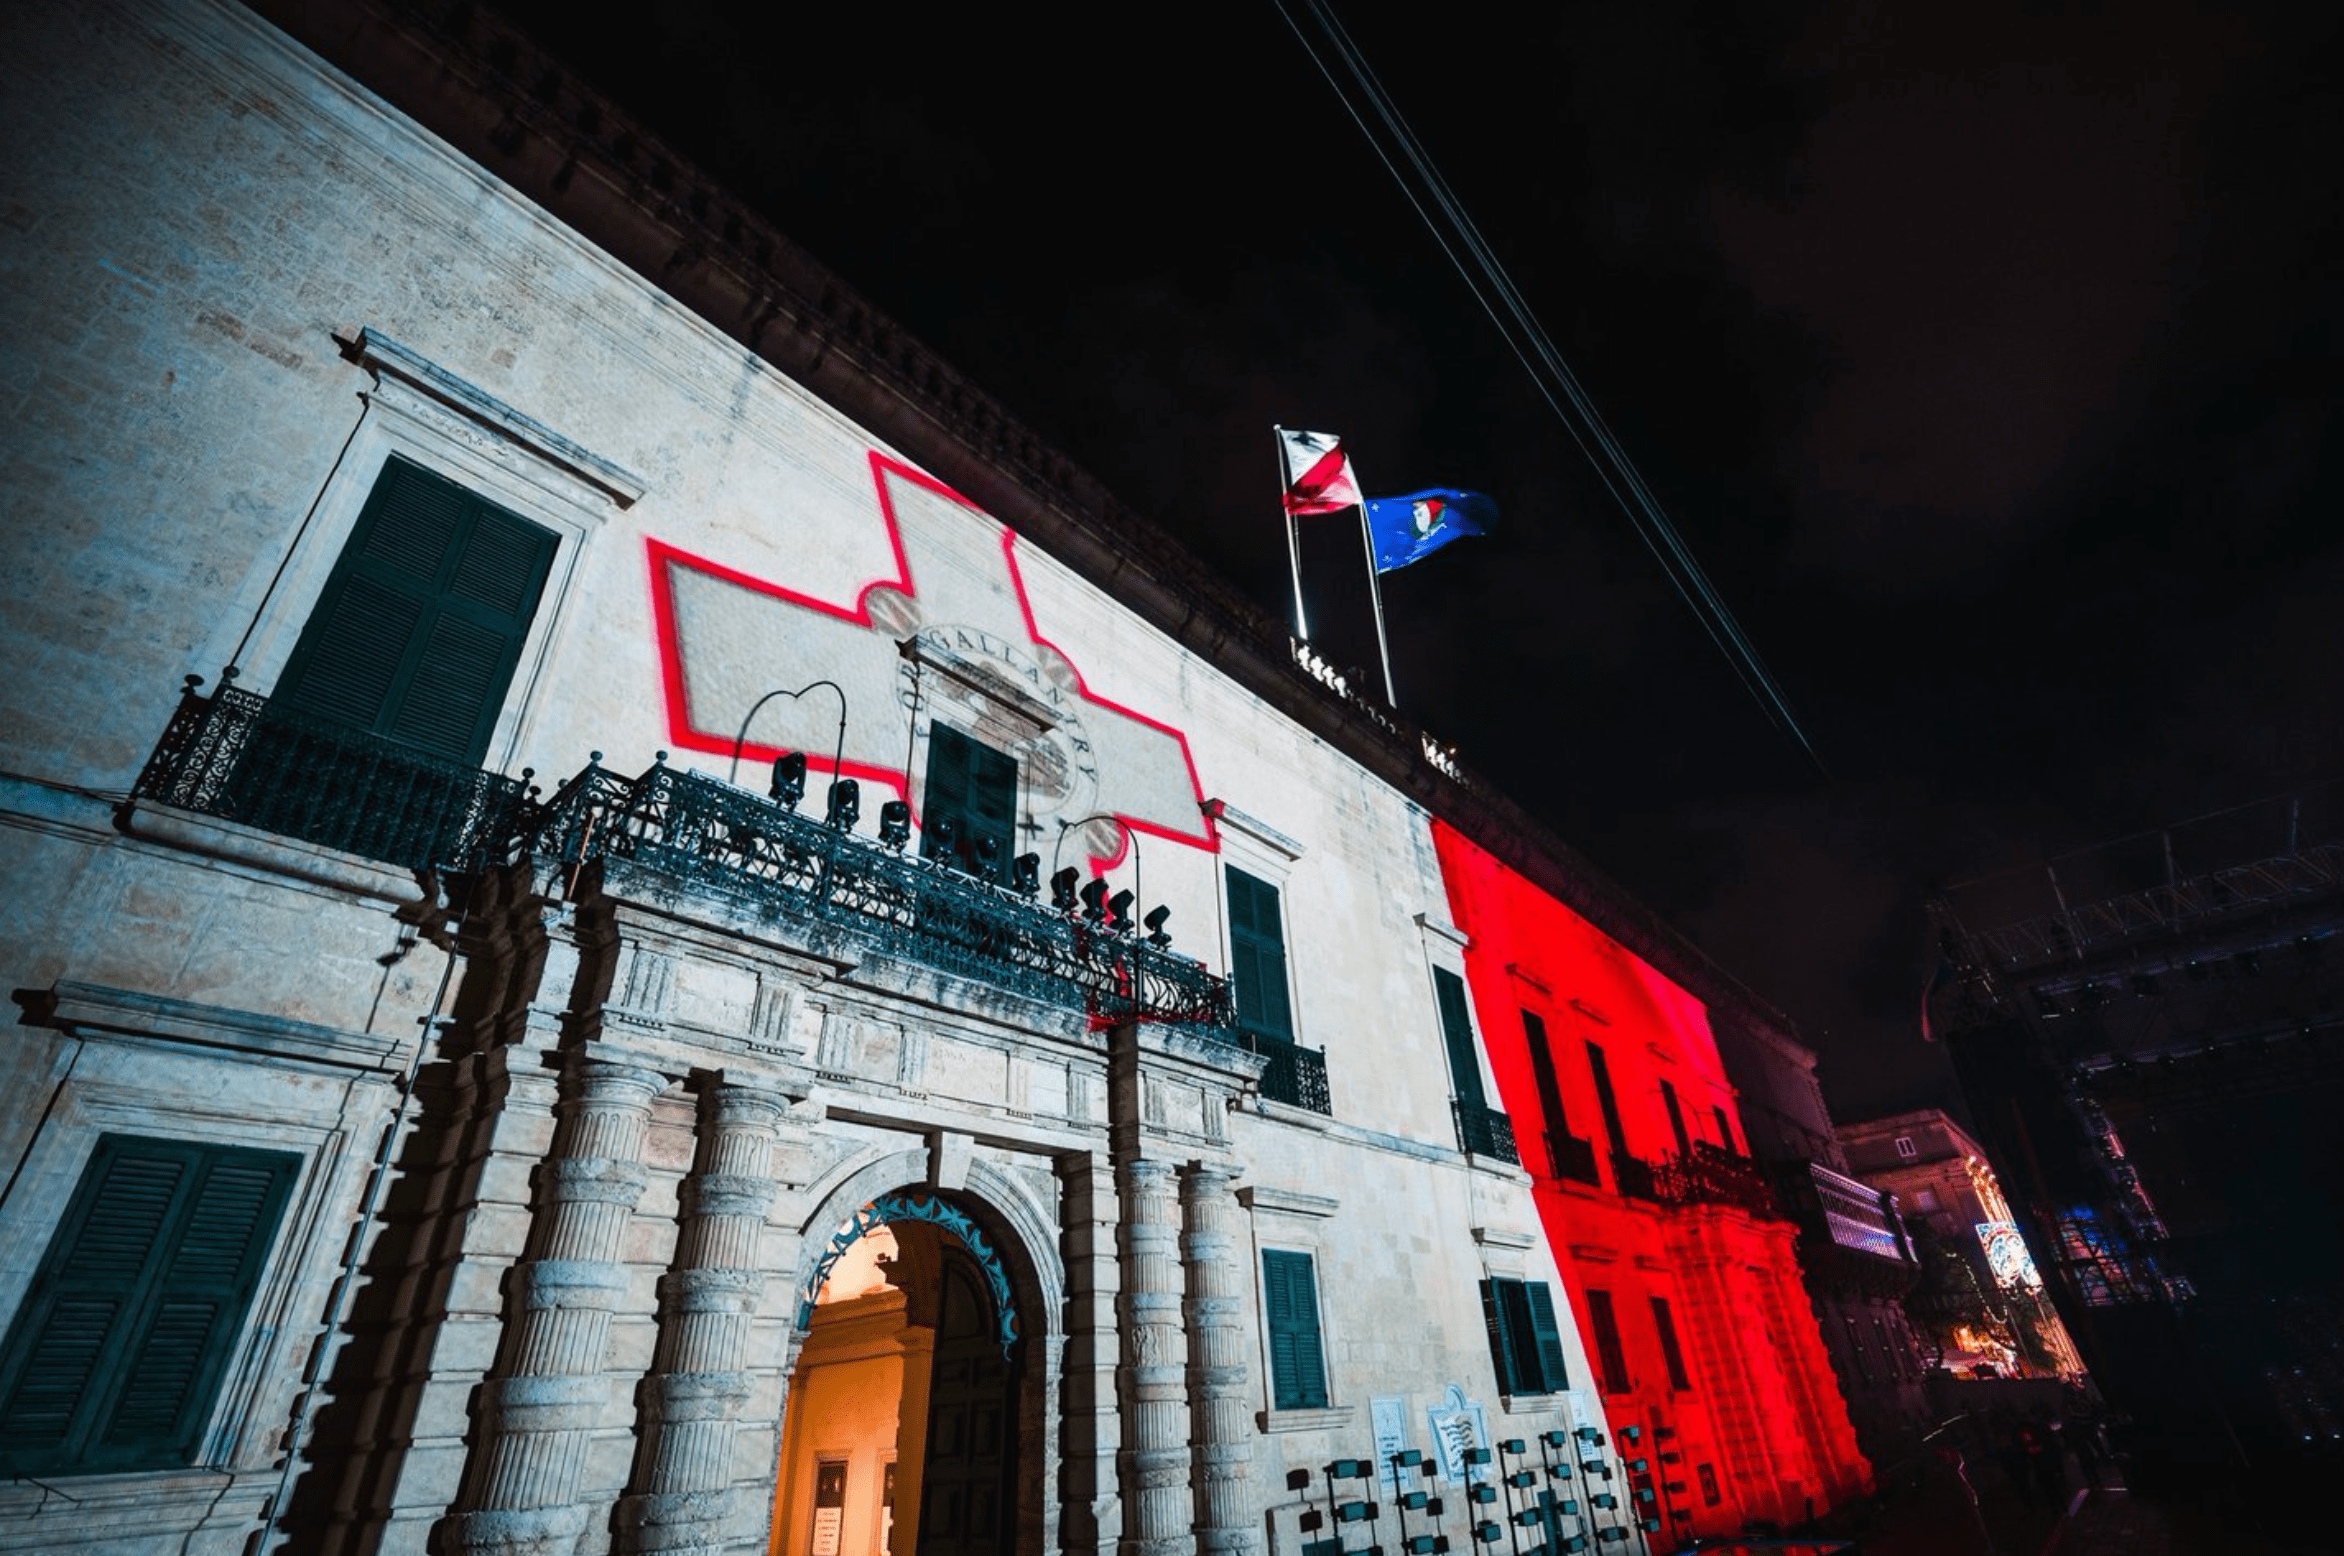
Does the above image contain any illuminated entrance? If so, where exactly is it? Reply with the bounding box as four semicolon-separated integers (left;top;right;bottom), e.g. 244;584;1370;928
771;1195;1024;1556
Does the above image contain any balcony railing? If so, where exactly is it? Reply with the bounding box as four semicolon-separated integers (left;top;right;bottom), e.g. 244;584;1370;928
1546;1130;1603;1186
518;757;1235;1035
1237;1029;1331;1114
131;675;527;874
132;685;1237;1040
1453;1100;1520;1164
1652;1144;1782;1219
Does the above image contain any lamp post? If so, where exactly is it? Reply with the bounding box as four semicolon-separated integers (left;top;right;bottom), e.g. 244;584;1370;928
728;680;848;793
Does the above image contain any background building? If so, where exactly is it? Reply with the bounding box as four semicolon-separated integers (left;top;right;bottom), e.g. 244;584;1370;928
1708;1009;1927;1477
0;1;1884;1552
1839;1110;2084;1384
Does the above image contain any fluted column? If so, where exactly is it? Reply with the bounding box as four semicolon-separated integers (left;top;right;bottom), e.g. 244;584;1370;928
617;1079;787;1553
443;1057;667;1556
1117;1157;1192;1556
1181;1165;1255;1556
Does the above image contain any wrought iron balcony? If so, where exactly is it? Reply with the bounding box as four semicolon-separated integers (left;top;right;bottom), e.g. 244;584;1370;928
1609;1152;1659;1202
1546;1129;1603;1186
1452;1100;1520;1164
131;675;527;875
1237;1029;1331;1114
1651;1143;1782;1219
517;757;1235;1036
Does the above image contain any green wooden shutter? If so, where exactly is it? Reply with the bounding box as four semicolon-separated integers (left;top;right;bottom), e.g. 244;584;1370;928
1585;1041;1630;1163
1481;1277;1522;1395
274;454;555;764
1262;1251;1326;1409
1524;1010;1569;1134
1226;866;1292;1041
921;725;1017;873
1660;1080;1691;1159
1434;968;1486;1109
1526;1282;1571;1394
0;1135;299;1475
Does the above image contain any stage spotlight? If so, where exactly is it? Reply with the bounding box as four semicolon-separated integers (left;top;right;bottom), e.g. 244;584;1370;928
1050;866;1080;912
877;800;911;848
825;778;859;831
1080;878;1110;923
928;815;959;862
975;836;1001;881
1144;904;1172;946
769;752;807;809
1108;889;1135;933
1011;853;1041;897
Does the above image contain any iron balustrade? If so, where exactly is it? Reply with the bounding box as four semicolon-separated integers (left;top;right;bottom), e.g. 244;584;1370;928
1452;1100;1520;1164
1237;1029;1332;1114
130;676;528;874
130;687;1237;1040
515;757;1236;1036
1651;1144;1782;1219
1546;1129;1602;1186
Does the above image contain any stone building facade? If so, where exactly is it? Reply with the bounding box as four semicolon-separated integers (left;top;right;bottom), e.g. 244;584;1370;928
0;2;1870;1552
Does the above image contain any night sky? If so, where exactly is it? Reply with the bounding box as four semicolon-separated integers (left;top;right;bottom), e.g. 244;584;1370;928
496;0;2344;1121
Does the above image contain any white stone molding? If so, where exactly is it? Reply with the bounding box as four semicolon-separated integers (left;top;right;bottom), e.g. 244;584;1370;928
27;980;406;1073
1234;1186;1339;1220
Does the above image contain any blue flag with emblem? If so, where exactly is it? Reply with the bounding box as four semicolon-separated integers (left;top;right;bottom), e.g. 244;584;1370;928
1362;488;1496;573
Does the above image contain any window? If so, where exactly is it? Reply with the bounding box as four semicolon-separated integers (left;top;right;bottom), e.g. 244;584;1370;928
1585;1042;1630;1163
274;453;556;764
920;724;1017;875
1262;1250;1328;1409
0;1134;299;1476
1660;1080;1691;1159
1480;1278;1570;1397
1649;1296;1692;1391
1524;1011;1568;1132
1914;1186;1941;1211
1226;865;1294;1042
1584;1288;1632;1395
1697;1463;1721;1506
1433;968;1486;1109
1894;1135;1918;1160
1712;1105;1736;1155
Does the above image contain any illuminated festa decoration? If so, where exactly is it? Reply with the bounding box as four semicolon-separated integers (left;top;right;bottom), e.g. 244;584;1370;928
1977;1220;2045;1290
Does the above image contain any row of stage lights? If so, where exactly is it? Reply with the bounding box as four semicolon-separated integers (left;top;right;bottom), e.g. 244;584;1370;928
762;751;1173;948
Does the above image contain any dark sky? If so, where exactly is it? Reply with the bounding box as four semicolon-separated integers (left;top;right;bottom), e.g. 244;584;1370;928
497;0;2344;1120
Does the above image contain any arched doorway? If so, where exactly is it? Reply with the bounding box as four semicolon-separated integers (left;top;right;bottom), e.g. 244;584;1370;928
771;1194;1024;1556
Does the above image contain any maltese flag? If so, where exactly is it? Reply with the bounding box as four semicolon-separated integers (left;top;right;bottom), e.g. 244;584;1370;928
1277;427;1363;515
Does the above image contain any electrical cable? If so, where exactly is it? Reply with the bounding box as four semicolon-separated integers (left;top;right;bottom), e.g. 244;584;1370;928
1271;0;1825;772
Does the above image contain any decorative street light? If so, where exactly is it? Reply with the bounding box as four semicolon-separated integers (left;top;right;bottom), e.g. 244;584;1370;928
728;680;849;795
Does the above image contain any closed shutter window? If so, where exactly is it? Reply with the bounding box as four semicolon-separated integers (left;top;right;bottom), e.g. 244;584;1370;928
1650;1296;1692;1390
0;1134;299;1476
1226;866;1293;1041
1482;1277;1567;1396
1262;1250;1327;1409
1433;968;1486;1109
920;724;1018;874
1586;1288;1631;1395
274;454;556;764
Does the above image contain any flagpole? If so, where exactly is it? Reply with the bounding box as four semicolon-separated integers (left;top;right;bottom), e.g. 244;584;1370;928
1273;426;1312;641
1351;463;1398;706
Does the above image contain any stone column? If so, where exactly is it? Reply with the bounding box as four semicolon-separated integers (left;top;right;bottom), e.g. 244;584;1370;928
617;1078;787;1553
442;1056;667;1556
1117;1157;1192;1556
1181;1165;1256;1556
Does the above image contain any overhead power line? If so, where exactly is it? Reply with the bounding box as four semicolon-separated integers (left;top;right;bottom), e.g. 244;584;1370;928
1271;0;1826;774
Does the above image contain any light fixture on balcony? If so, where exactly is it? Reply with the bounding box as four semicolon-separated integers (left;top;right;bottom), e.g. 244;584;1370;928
1080;878;1110;924
1011;853;1041;897
1108;889;1135;934
877;799;911;848
1050;866;1080;912
826;778;859;831
1144;904;1171;946
728;679;849;795
976;836;1001;883
770;751;808;810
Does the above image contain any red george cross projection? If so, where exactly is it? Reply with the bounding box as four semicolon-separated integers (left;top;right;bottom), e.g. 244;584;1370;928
647;451;1218;865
